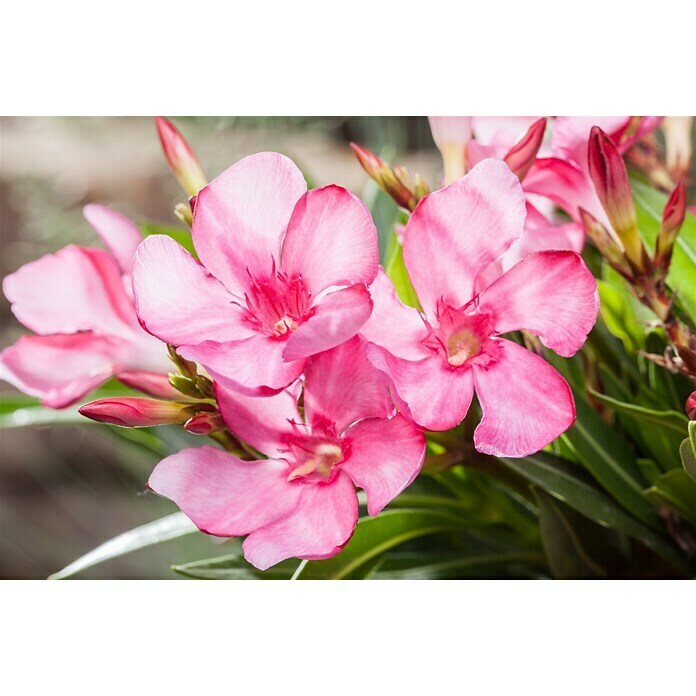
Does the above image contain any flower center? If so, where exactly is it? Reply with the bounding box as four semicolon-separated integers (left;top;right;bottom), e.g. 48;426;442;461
287;442;343;483
244;273;312;338
425;304;492;368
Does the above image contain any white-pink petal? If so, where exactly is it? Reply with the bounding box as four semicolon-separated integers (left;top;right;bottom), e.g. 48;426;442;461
83;204;143;275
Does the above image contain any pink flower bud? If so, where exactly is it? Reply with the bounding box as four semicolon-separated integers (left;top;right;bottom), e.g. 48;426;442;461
184;411;224;436
428;116;472;184
655;181;687;276
155;117;207;197
503;118;546;182
588;126;644;271
687;392;696;420
579;208;634;279
79;398;190;428
117;371;185;400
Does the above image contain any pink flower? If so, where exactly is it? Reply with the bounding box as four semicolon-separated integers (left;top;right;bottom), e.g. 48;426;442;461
133;152;379;396
0;205;170;407
148;337;426;570
361;159;599;457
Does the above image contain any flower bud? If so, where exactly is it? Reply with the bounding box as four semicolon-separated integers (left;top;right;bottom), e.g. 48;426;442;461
588;126;644;272
349;142;417;210
155;117;207;197
428;117;472;184
687;392;696;420
117;371;189;400
79;398;191;428
579;208;634;279
663;117;693;181
184;411;224;436
503;117;546;182
654;181;687;277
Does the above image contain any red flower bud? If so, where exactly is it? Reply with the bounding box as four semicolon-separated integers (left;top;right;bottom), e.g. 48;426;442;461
654;181;687;277
79;398;190;428
155;117;207;197
184;411;224;436
503;117;547;182
588;126;644;271
687;392;696;420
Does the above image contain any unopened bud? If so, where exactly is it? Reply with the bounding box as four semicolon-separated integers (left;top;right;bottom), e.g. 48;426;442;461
579;208;634;279
350;142;418;210
654;181;687;277
155;117;207;197
686;392;696;420
184;411;224;435
663;117;693;180
79;398;190;428
428;117;472;184
588;126;644;272
174;203;193;228
117;371;188;400
503;118;546;182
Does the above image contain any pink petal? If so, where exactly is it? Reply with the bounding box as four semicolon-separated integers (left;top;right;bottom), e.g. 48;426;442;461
3;245;137;338
83;204;143;275
243;471;358;570
403;159;526;318
149;446;300;537
367;345;475;431
303;336;393;433
179;334;305;396
132;235;253;345
360;269;430;360
192;152;307;296
0;333;126;407
281;184;379;295
428;116;473;148
551;116;630;166
342;414;425;516
282;284;373;362
473;338;575;457
215;383;301;459
478;250;598;357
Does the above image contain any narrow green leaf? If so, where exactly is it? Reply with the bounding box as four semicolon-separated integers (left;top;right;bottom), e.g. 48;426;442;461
49;512;197;579
680;437;696;482
561;395;659;527
294;509;468;580
500;452;686;571
0;404;86;428
645;470;696;528
172;554;299;580
383;233;420;309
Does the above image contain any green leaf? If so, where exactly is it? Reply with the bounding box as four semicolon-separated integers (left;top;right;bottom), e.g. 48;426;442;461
141;222;197;257
645;469;696;528
172;554;299;580
383;233;420;309
0;403;86;428
294;509;468;580
499;452;686;571
632;180;696;321
534;487;617;578
597;273;652;352
561;395;659;527
588;389;689;435
49;512;197;580
679;437;696;482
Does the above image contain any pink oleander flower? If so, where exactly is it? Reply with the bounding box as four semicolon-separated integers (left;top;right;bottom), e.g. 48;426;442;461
0;205;170;407
428;116;585;285
148;337;425;570
133;152;379;396
361;159;599;457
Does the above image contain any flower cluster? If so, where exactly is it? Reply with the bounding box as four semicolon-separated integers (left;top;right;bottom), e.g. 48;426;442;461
5;115;654;570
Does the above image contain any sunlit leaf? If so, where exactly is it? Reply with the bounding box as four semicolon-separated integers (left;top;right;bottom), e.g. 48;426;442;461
645;469;696;528
172;554;299;580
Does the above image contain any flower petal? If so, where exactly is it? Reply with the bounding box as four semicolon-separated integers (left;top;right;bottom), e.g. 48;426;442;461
0;334;126;407
83;204;143;275
403;158;526;317
132;235;252;345
342;414;425;516
478;250;599;357
473;338;575;457
243;472;358;570
215;383;301;459
179;334;305;396
303;336;393;433
149;446;300;537
282;284;373;362
192;152;307;295
359;269;430;360
367;345;475;431
282;184;379;295
3;245;137;338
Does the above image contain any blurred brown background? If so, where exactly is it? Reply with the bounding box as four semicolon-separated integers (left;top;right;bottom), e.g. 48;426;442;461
0;116;438;578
